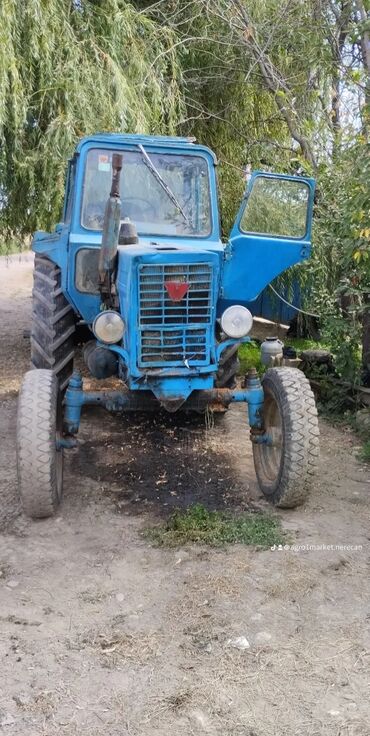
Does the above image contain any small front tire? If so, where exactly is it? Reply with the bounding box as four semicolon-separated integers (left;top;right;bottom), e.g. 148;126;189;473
17;369;64;518
253;367;319;508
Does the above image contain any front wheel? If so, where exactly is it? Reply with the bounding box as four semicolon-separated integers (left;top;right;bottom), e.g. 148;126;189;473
253;367;319;508
17;369;64;518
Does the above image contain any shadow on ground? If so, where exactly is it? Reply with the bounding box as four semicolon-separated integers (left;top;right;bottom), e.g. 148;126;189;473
71;405;253;517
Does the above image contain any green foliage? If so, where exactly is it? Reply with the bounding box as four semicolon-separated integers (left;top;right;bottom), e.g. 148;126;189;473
285;337;325;352
308;141;370;384
239;338;324;379
320;313;362;384
0;0;183;234
141;0;323;231
0;238;27;255
145;503;285;547
238;342;264;376
358;439;370;463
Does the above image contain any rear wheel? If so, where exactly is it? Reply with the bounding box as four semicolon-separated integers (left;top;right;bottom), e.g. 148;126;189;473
215;344;240;389
31;255;75;391
17;369;63;518
253;367;319;507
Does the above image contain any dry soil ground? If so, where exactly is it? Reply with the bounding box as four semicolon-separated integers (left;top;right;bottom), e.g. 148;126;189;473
0;254;369;736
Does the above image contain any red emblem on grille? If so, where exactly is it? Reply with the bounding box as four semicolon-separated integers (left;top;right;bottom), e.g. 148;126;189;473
165;280;190;302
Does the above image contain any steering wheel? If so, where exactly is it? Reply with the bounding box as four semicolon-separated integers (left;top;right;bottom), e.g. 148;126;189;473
121;197;156;220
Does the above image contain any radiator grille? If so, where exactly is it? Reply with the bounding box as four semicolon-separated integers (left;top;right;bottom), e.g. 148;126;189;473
138;263;213;366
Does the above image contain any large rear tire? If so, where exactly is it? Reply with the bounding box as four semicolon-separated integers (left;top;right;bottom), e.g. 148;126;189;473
215;344;240;389
253;367;319;508
31;255;75;391
17;369;63;518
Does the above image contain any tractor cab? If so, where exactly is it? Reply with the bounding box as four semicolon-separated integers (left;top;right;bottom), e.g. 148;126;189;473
33;134;314;396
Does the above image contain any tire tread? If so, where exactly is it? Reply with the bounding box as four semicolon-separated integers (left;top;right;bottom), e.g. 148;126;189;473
31;255;75;390
253;367;319;508
215;344;240;389
17;369;63;518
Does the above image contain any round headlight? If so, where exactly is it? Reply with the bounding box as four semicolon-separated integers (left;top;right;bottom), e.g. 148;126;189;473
93;311;125;344
220;305;253;339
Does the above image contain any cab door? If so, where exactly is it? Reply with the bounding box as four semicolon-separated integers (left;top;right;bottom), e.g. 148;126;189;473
221;172;315;304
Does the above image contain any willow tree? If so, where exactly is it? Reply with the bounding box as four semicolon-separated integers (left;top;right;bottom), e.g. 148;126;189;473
0;0;183;234
140;0;334;233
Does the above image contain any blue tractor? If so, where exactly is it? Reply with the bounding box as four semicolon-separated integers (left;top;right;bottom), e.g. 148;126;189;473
16;133;319;518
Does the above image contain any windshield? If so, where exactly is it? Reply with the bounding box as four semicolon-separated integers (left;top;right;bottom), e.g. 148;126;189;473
81;148;212;237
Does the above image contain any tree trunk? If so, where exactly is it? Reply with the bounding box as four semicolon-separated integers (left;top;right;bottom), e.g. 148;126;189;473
355;0;370;106
231;0;318;171
330;1;351;157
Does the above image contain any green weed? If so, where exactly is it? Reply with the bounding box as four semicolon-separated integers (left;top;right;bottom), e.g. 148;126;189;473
358;439;370;464
144;503;285;548
238;342;264;376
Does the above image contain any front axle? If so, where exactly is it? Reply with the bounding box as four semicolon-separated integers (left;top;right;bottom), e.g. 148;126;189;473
62;370;264;436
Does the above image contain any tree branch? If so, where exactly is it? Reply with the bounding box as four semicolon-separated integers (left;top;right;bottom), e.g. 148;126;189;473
228;0;318;169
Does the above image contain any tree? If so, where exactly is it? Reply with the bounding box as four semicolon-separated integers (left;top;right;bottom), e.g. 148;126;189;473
0;0;183;233
147;0;369;382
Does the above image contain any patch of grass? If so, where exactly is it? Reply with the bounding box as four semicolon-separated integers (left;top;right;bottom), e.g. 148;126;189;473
238;341;264;376
238;337;327;377
358;439;370;464
144;503;285;547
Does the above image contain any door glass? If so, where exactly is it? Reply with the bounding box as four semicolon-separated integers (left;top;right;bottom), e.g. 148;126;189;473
240;176;309;238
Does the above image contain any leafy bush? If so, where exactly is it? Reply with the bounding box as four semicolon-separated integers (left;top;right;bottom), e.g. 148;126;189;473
358;440;370;464
309;143;370;385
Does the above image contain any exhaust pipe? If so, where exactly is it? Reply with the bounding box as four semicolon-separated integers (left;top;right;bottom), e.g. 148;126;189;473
98;152;123;291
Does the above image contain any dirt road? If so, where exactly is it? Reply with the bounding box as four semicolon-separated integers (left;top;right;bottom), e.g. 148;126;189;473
0;255;369;736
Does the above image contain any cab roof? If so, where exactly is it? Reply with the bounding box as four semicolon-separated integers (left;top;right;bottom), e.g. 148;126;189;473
75;133;218;163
